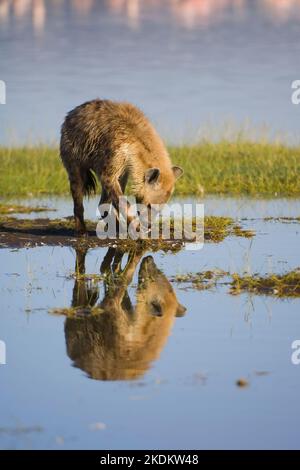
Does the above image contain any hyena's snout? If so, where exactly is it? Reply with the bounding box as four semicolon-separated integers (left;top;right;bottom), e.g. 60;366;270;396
138;255;159;280
141;166;184;208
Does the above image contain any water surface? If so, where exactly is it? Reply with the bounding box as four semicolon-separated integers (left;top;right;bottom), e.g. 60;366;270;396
1;0;300;144
0;196;299;449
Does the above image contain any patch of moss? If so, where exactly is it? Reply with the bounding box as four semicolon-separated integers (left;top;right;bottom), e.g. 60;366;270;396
230;270;300;297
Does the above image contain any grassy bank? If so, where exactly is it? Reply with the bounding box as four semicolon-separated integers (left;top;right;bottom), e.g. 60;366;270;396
1;139;300;197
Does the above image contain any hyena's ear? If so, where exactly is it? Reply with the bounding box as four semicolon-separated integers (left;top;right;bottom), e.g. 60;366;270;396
145;168;160;184
172;166;184;180
176;303;186;317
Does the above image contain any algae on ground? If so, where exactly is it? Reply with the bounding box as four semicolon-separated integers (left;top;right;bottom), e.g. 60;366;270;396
0;215;254;250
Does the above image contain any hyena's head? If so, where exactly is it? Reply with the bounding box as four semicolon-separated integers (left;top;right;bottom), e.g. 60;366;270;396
137;255;186;319
138;166;183;208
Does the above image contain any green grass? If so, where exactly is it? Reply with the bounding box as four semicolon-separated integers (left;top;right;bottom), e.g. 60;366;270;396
1;139;300;197
170;140;300;197
0;145;67;197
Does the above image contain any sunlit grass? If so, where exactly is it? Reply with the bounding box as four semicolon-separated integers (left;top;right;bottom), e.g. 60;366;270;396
171;139;300;197
0;145;68;197
1;138;300;197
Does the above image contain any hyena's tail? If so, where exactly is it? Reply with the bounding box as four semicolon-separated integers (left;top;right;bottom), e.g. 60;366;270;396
83;169;98;197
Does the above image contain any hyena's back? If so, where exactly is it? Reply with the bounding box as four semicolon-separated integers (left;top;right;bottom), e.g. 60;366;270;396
60;99;166;181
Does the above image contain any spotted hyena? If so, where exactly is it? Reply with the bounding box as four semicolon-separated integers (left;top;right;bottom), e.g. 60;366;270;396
60;99;183;235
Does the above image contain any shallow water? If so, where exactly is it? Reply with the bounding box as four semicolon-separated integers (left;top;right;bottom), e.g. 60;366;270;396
0;196;300;449
1;0;300;144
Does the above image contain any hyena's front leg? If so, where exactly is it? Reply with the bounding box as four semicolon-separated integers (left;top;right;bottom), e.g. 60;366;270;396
101;248;143;305
100;246;116;274
98;171;130;225
98;187;110;220
72;247;99;308
102;179;136;227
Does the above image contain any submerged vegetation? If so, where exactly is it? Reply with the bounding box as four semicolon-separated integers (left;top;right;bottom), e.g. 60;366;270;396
173;268;300;298
230;270;300;297
263;216;300;224
171;269;228;290
56;268;300;300
1;139;300;197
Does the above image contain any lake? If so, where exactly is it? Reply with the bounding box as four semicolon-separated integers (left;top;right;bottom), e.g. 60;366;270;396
1;0;300;451
1;0;300;144
0;196;300;449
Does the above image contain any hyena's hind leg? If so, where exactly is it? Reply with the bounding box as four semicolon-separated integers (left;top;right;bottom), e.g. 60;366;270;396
67;165;86;235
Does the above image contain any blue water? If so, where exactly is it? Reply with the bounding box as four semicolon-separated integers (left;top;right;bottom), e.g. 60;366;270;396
0;197;300;449
1;0;300;450
1;0;300;144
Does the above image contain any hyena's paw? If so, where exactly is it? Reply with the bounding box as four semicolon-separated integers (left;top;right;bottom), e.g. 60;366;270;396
81;231;89;238
75;224;88;238
74;217;88;237
75;230;88;238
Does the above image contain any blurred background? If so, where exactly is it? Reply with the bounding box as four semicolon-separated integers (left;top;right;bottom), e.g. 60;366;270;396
1;0;300;144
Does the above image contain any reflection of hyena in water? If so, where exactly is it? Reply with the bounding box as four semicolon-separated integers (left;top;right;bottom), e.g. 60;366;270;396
60;99;183;235
65;248;186;380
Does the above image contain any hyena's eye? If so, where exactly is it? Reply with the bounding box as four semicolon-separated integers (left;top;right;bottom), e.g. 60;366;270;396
150;300;162;317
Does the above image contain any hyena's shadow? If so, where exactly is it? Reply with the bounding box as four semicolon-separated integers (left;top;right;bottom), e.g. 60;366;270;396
64;246;186;381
